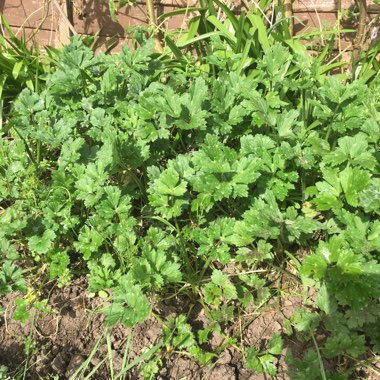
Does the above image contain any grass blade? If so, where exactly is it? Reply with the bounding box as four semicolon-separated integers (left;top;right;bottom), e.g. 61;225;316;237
106;330;114;379
176;31;222;48
158;7;205;20
177;16;201;46
247;14;270;50
318;61;347;75
0;74;5;126
294;29;356;40
165;35;184;59
235;39;252;75
212;0;239;31
115;342;162;379
119;330;133;380
69;335;104;380
205;0;217;17
12;61;23;80
236;12;246;53
206;15;237;44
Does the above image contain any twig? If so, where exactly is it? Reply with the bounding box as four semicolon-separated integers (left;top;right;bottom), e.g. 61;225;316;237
344;354;380;377
15;4;45;37
49;2;55;46
146;0;163;53
27;0;51;43
252;0;272;26
270;0;275;26
159;0;191;44
51;0;78;36
283;0;293;35
354;0;368;60
326;43;352;66
337;0;342;58
311;0;324;46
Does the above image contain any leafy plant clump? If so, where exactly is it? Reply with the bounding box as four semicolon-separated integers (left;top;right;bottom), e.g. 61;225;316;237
0;35;379;378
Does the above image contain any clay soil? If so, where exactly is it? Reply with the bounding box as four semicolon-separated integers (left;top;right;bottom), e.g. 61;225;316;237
0;277;377;380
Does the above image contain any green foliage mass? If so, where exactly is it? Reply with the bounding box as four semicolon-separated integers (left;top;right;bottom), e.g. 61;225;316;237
0;34;379;378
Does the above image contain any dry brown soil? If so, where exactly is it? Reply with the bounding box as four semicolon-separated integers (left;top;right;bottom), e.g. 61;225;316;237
0;277;376;379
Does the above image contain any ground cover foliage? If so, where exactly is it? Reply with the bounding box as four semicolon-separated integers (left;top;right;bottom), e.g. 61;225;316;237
0;15;60;124
0;9;380;379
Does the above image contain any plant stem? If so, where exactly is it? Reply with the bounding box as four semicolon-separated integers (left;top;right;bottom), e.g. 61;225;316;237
311;332;327;380
36;140;41;164
146;0;163;53
22;313;36;380
12;126;37;165
174;220;194;283
197;256;213;286
354;0;368;61
283;0;293;36
337;0;343;73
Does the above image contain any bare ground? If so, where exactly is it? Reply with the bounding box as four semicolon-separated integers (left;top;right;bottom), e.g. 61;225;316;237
0;276;377;379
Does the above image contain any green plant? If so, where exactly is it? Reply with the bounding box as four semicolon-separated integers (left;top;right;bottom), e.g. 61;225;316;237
0;365;8;380
245;333;284;376
162;315;215;365
0;16;59;123
68;328;162;380
159;0;347;78
106;0;134;21
1;27;379;379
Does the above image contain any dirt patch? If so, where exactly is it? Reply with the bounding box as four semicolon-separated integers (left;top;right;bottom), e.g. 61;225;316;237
0;276;287;379
158;356;202;380
0;276;378;379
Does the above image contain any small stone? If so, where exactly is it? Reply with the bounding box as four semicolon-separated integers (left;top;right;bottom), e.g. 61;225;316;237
218;350;232;365
112;350;123;372
209;332;224;349
51;352;67;374
90;356;101;367
207;364;236;380
65;354;86;378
